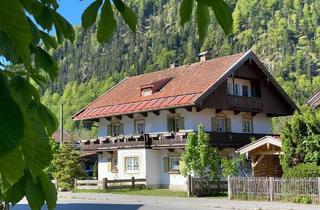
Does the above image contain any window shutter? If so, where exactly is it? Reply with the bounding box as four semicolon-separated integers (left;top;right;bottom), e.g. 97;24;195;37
179;159;185;174
226;118;231;132
120;123;124;135
211;117;217;131
107;159;112;172
107;124;112;136
179;117;185;131
163;157;169;172
134;121;137;134
167;118;174;132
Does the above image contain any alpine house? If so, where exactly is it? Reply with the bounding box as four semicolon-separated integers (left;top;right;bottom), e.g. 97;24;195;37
73;50;297;190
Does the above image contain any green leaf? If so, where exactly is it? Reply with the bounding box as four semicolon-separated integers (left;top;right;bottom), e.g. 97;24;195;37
41;31;58;49
35;6;53;31
4;175;27;205
196;2;210;43
210;0;233;35
0;72;24;156
30;73;48;89
37;103;58;136
0;0;32;67
21;102;53;177
114;0;137;32
97;0;117;43
180;0;194;26
33;46;58;81
39;171;57;210
51;10;75;43
81;0;103;30
26;173;45;210
0;147;26;195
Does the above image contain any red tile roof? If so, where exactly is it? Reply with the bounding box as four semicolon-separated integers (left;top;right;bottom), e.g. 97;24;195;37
73;52;247;120
308;90;320;109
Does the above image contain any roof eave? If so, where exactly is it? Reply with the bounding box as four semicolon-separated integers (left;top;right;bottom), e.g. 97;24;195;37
73;103;196;121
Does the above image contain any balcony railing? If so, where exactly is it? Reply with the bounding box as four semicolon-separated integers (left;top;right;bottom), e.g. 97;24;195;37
80;134;149;151
79;131;274;151
227;95;263;112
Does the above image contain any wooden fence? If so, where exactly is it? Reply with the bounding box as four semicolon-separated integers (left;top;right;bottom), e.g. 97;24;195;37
74;177;146;190
228;176;320;204
187;175;228;197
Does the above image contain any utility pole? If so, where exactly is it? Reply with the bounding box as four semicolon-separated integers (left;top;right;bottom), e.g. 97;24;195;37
60;104;64;147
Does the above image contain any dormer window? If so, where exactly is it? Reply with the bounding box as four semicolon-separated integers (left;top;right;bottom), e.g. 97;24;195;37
140;77;173;97
141;88;153;96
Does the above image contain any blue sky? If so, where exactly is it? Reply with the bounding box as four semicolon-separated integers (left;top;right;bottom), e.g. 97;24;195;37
57;0;95;25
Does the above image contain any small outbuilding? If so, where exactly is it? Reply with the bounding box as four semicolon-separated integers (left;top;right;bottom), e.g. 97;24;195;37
237;136;283;177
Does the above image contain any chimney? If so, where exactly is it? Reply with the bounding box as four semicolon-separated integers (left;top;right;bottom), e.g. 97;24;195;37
198;51;209;62
170;63;176;69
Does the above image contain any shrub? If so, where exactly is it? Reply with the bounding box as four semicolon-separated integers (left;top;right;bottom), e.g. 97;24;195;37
293;195;312;204
52;143;85;190
283;163;320;178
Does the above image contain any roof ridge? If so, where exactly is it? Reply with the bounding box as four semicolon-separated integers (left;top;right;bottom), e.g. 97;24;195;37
127;51;247;80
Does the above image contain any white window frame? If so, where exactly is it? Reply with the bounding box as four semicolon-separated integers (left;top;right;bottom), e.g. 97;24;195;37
167;115;184;132
111;157;118;173
242;118;252;133
242;85;249;97
111;123;121;137
135;120;145;135
141;88;152;96
227;82;233;95
216;117;226;132
234;84;239;96
125;157;139;173
169;156;180;171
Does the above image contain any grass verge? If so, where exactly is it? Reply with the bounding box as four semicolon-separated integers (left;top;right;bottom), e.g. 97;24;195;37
73;188;188;197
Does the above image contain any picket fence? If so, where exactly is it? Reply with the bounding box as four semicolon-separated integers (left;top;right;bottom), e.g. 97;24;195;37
228;176;320;204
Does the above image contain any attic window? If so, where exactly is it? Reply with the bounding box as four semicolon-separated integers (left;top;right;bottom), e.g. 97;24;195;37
140;77;173;96
142;88;152;96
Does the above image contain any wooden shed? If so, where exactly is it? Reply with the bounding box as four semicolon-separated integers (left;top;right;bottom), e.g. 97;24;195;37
237;136;283;177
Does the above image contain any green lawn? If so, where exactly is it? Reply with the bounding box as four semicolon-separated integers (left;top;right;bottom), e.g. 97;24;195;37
74;188;188;197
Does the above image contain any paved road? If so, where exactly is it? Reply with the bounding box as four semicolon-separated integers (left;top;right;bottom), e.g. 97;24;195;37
11;192;320;210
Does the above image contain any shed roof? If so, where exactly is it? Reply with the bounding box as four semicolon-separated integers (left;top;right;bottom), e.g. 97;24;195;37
237;136;282;155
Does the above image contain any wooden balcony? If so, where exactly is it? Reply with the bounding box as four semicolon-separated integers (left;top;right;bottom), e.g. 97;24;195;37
208;132;269;149
80;134;150;151
79;132;273;151
227;95;263;112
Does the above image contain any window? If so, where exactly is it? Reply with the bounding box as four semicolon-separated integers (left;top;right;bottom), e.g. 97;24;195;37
242;118;252;133
216;117;226;132
125;157;139;173
234;84;239;95
169;157;180;171
141;88;152;96
135;120;145;134
111;157;118;173
167;116;184;132
111;123;121;136
227;83;233;95
242;85;249;97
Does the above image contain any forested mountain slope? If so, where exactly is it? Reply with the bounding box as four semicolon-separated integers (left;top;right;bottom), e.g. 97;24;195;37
43;0;320;136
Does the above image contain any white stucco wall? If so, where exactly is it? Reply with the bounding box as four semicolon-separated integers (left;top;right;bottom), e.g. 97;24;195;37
98;149;147;180
98;148;187;190
98;108;273;136
253;113;272;134
159;150;187;190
